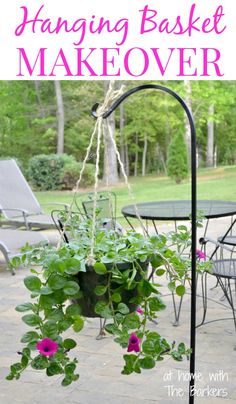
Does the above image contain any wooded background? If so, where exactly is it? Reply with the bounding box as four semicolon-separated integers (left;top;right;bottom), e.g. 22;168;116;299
1;80;235;184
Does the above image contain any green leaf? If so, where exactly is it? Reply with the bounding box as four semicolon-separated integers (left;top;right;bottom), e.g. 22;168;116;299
64;258;81;275
66;304;81;317
146;332;161;343
39;294;55;308
94;301;112;318
10;363;22;374
155;268;165;276
31;355;49;370
122;354;139;375
58;319;73;332
151;256;163;269
20;331;40;343
63;338;77;350
49;259;66;273
51;290;67;304
178;342;186;354
105;323;120;335
21;355;29;367
142;340;155;355
39;286;53;295
47;308;64;321
42;321;58;338
168;281;176;292
65;363;76;375
61;376;72;386
10;256;22;268
117;303;130;315
148;297;166;312
63;281;80;296
138;280;153;298
127;268;137;287
6;373;15;380
46;363;63;376
140;356;156;369
22;347;31;358
27;341;37;350
94;285;107;296
22;314;41;326
111;292;122;303
48;275;67;291
171;351;183;361
122;313;140;330
176;285;186;297
15;303;35;312
177;225;188;231
94;262;107;274
72;316;84;332
24;276;41;292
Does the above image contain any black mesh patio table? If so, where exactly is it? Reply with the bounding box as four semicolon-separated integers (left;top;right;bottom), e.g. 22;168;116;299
122;200;236;221
122;200;236;327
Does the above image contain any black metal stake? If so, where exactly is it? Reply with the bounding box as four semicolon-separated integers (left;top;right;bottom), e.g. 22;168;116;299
92;84;197;404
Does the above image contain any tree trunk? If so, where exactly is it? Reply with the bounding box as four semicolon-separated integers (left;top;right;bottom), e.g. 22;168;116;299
125;140;130;177
184;80;192;164
134;133;139;177
142;133;148;177
214;145;217;168
157;144;167;175
206;103;215;167
164;91;171;151
54;80;64;154
119;103;126;171
103;82;118;185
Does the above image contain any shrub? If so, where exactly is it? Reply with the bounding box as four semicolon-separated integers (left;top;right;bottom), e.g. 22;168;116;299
167;133;188;184
60;153;77;166
29;154;65;190
60;161;95;189
29;154;95;191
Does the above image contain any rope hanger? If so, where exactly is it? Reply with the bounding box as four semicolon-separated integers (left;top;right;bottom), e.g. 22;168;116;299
58;81;147;262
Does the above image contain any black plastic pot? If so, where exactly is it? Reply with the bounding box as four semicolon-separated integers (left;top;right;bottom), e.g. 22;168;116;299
75;261;148;317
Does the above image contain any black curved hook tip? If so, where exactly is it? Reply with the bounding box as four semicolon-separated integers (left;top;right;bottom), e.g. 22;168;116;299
91;103;100;119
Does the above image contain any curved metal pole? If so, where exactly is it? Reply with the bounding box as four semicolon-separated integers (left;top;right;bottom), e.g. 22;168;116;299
92;84;197;404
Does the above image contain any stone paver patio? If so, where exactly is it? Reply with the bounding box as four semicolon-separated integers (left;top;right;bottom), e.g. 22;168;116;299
0;219;236;404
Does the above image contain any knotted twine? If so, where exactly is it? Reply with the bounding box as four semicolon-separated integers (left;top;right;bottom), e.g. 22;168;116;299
58;81;147;265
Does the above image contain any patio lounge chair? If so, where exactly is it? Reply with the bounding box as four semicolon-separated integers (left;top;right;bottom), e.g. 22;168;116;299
0;159;69;230
0;228;48;274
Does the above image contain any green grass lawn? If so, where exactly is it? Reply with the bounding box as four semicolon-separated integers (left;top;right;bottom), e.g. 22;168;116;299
35;166;236;215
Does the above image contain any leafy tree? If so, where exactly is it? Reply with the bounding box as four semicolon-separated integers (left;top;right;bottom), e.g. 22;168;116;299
167;132;188;184
0;80;236;178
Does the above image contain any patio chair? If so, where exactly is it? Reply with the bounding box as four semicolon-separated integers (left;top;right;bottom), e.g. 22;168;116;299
0;228;48;274
0;159;69;230
75;191;117;219
216;216;236;255
75;191;124;234
199;236;236;332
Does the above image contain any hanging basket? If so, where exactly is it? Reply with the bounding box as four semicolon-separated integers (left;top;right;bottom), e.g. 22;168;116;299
75;260;149;317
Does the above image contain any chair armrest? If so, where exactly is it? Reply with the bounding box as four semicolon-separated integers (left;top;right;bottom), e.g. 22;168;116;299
0;208;30;228
0;241;10;254
0;208;29;215
199;237;233;252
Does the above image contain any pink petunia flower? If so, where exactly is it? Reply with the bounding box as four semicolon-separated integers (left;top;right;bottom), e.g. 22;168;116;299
127;333;140;353
196;249;206;260
136;307;144;315
36;338;58;357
